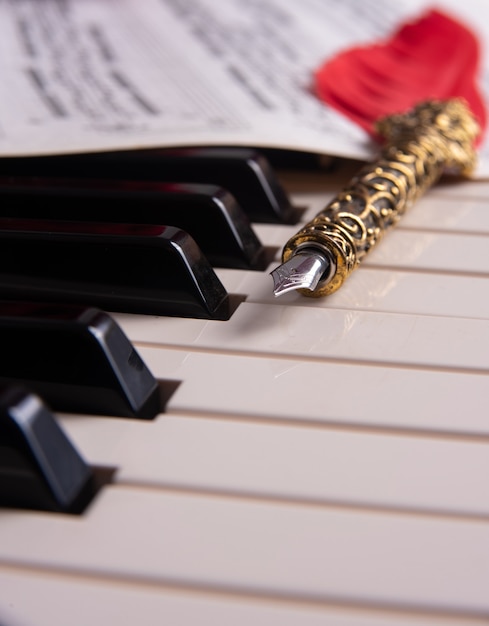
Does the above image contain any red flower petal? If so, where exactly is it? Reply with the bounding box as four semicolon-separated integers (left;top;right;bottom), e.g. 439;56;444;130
314;9;486;142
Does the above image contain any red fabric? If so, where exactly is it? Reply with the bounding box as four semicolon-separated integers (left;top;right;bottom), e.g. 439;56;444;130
314;9;486;142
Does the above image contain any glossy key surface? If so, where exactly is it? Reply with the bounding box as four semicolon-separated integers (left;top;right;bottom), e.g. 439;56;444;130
0;220;230;319
0;178;268;270
0;385;94;513
0;147;294;223
0;302;161;419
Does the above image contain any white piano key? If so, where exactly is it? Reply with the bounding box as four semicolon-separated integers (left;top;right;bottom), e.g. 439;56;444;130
139;347;489;437
433;178;489;200
216;266;489;320
116;302;489;371
1;487;489;615
0;567;477;626
256;224;489;275
251;222;295;248
399;196;489;234
364;230;489;275
60;412;489;518
280;160;487;216
289;186;489;235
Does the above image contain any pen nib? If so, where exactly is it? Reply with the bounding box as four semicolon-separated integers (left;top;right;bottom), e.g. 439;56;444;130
271;250;331;297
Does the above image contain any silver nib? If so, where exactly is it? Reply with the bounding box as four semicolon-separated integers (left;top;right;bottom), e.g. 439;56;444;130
271;249;331;297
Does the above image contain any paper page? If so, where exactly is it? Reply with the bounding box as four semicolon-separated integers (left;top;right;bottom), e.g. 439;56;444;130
1;0;489;176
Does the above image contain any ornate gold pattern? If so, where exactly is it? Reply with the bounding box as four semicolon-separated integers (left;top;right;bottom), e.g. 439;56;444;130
282;99;480;296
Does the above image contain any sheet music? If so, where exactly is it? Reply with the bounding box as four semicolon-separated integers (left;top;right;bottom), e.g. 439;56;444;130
1;0;489;176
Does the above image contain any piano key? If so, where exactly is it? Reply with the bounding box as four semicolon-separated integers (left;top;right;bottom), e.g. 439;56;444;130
261;148;335;171
434;177;489;200
364;229;489;275
215;266;489;320
281;159;489;201
1;486;489;615
0;221;231;320
398;195;489;234
0;302;161;419
294;161;489;215
254;223;489;276
116;301;489;372
281;174;489;235
60;411;489;519
130;346;489;437
0;147;294;223
0;385;94;513
0;178;269;270
0;567;466;626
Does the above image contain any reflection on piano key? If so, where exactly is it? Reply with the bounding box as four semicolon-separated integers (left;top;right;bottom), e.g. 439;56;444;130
363;229;489;274
0;302;163;419
216;265;489;320
0;178;272;270
0;385;95;513
0;221;231;319
398;194;489;234
253;222;489;276
134;345;489;437
0;147;295;223
116;300;489;372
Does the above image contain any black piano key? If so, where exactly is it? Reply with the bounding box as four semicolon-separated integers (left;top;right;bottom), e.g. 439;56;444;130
0;220;230;320
0;385;95;513
259;148;335;170
0;147;293;223
0;302;161;419
0;177;268;270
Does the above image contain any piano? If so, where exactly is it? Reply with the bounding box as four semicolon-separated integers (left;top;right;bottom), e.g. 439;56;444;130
1;148;489;626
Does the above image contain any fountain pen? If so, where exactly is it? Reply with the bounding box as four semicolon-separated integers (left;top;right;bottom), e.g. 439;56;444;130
271;99;480;297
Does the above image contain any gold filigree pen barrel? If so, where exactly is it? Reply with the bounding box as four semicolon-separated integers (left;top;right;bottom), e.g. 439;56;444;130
271;99;480;297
